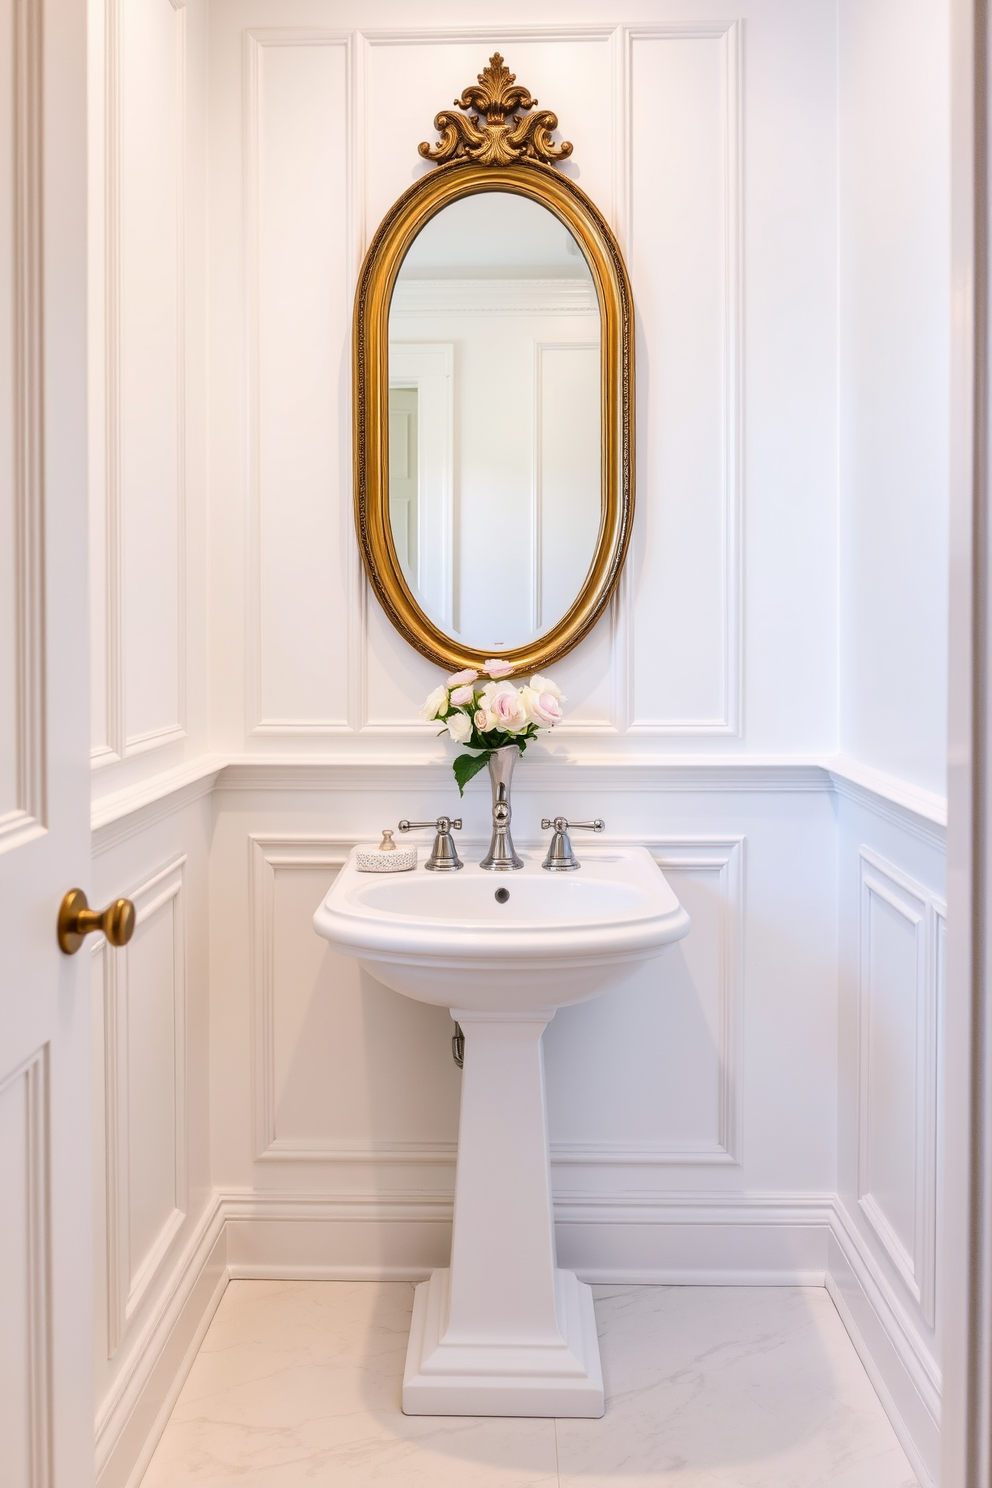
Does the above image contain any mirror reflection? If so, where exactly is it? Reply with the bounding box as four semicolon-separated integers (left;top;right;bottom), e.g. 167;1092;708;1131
387;192;602;652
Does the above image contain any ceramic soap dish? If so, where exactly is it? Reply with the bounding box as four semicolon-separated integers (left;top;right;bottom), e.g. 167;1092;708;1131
356;829;417;873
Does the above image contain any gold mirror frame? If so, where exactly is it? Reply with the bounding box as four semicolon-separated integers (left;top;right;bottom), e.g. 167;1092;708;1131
353;57;634;674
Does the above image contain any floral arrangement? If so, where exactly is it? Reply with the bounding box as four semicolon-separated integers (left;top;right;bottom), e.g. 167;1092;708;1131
421;658;565;794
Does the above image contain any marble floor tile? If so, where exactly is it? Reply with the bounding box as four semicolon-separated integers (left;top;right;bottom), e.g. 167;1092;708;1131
139;1280;919;1488
139;1279;559;1487
556;1286;919;1487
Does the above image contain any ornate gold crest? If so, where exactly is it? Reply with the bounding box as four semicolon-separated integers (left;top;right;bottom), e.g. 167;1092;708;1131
419;53;573;168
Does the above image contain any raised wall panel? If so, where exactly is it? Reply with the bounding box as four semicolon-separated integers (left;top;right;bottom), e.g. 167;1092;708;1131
0;0;18;822
245;33;355;733
249;835;460;1162
0;0;44;846
93;0;187;764
104;859;188;1354
0;1049;50;1488
857;849;939;1323
121;0;186;752
626;25;741;734
547;838;743;1166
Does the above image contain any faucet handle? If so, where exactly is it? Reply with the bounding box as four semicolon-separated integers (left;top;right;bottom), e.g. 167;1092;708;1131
399;817;463;871
540;817;605;833
540;816;604;872
399;817;462;832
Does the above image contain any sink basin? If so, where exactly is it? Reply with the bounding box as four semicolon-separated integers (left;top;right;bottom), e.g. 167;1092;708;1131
313;844;690;1419
313;846;689;1012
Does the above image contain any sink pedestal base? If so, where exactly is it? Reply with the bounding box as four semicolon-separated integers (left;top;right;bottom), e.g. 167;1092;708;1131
403;1264;603;1416
401;1008;605;1418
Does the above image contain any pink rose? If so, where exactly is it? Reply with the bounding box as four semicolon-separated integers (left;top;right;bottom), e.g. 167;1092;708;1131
474;709;488;730
521;686;563;726
448;668;478;686
482;682;528;733
483;658;514;679
450;685;475;706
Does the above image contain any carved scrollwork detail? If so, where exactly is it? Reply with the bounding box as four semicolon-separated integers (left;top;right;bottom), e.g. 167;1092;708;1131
419;53;573;168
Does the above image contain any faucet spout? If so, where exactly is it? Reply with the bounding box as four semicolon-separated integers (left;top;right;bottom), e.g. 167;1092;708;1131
480;746;524;870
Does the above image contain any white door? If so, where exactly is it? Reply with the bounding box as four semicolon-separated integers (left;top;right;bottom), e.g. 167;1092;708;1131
1;0;98;1482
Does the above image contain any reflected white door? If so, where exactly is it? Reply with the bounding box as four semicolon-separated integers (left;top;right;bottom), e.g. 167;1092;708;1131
0;0;95;1482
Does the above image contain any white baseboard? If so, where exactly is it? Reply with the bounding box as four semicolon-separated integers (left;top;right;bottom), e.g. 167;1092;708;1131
96;1194;227;1488
827;1202;940;1488
93;1188;941;1488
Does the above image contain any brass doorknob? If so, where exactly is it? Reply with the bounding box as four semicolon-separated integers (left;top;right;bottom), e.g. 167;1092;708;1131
58;889;135;955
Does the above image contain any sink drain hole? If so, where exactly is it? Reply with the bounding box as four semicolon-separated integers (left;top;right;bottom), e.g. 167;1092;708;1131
495;887;510;903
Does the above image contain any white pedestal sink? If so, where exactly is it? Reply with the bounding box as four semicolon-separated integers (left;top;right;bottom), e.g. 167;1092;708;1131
313;846;690;1417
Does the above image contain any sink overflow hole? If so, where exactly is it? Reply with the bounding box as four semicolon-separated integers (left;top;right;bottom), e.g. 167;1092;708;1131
495;887;510;904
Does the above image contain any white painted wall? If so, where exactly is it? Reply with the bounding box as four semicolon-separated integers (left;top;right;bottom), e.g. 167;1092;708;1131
832;3;951;1475
84;4;953;1487
206;2;837;748
839;0;951;796
85;6;219;1486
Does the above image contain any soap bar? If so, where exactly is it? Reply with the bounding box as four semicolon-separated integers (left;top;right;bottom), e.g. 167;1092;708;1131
355;843;417;873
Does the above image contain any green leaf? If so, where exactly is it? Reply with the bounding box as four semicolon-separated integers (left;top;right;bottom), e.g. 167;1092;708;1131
453;750;493;796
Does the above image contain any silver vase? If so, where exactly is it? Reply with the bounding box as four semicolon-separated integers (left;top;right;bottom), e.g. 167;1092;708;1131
480;744;524;870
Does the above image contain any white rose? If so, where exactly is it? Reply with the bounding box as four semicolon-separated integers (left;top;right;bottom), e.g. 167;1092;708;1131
529;673;563;701
420;684;449;722
446;711;472;743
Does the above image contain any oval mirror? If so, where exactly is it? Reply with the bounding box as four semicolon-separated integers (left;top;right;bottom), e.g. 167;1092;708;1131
354;58;633;674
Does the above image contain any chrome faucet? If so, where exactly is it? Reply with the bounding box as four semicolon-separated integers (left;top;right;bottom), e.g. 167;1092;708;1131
399;816;463;871
540;816;605;871
480;747;524;871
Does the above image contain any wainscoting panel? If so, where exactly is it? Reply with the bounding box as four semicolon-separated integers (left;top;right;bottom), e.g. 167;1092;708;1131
249;834;461;1163
0;1048;50;1488
104;858;188;1355
546;837;744;1166
857;848;940;1325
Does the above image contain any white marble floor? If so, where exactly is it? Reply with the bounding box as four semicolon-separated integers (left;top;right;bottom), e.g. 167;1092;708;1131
140;1280;919;1487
